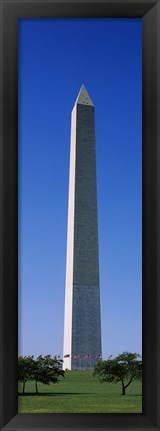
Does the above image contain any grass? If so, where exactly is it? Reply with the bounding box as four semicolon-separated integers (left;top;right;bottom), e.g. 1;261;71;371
18;371;142;413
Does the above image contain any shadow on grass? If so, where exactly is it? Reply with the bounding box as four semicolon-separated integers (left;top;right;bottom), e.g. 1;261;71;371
18;392;142;397
127;394;142;397
18;392;94;396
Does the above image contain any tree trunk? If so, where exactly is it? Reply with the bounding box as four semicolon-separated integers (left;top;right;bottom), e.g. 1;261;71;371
23;381;25;394
35;381;38;394
121;382;125;395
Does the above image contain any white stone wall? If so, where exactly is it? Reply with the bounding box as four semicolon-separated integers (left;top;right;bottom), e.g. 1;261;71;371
63;105;77;370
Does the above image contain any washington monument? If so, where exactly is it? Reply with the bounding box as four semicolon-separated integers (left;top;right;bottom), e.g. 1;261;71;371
63;85;102;370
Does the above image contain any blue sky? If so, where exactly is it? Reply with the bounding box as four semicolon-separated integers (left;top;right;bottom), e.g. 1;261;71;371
18;18;142;359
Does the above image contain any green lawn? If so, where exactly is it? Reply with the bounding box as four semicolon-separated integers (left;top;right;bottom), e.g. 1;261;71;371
18;371;142;413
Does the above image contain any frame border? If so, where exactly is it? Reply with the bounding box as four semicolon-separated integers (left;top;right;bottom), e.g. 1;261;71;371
0;0;160;430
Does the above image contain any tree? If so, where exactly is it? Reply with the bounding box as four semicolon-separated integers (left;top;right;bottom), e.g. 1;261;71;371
18;356;35;394
32;355;65;394
93;352;142;395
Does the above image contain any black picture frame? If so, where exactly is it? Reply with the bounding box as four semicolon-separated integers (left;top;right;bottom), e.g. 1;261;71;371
0;0;160;430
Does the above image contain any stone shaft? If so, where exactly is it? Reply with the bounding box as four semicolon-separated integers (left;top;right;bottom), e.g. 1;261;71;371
63;85;101;370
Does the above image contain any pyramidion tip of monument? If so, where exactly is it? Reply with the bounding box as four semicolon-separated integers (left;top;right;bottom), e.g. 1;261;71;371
75;84;94;107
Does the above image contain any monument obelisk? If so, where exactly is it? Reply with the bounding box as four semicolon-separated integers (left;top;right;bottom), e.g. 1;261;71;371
63;85;102;370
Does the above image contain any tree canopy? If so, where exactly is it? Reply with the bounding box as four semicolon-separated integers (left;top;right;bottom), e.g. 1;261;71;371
18;356;35;393
18;355;65;394
33;355;64;393
93;352;142;395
